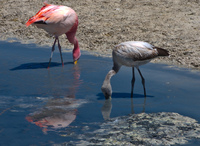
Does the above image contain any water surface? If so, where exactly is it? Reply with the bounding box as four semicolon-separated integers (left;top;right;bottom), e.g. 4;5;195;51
0;41;200;145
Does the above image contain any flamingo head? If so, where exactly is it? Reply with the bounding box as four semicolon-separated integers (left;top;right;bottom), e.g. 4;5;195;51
73;46;81;64
101;83;112;99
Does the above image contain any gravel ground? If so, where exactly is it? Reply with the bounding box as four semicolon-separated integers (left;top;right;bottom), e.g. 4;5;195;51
0;0;200;69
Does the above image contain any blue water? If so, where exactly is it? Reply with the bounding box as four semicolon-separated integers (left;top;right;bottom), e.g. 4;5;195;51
0;41;200;145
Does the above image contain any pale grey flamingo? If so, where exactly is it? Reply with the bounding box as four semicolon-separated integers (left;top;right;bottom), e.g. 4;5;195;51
101;41;169;99
26;2;81;68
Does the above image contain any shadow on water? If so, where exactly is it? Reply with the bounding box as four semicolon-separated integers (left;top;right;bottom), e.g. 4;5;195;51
96;92;153;100
10;62;74;70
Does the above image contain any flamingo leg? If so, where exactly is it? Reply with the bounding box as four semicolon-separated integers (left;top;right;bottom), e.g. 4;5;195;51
131;97;134;114
137;68;146;97
47;38;57;69
142;96;147;113
57;38;64;66
131;67;135;98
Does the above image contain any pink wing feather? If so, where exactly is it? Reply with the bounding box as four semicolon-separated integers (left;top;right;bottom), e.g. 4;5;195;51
26;3;60;26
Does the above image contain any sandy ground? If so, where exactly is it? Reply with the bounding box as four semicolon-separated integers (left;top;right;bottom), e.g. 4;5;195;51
0;0;200;69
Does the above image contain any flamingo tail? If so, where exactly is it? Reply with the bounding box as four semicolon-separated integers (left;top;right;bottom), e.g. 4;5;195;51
155;47;169;56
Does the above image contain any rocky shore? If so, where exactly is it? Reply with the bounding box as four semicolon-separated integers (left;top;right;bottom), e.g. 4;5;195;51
64;112;200;145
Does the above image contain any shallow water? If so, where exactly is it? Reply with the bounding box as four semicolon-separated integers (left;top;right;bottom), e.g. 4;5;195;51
0;41;200;145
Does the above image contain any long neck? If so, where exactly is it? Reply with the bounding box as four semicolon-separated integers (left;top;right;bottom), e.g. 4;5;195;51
66;33;80;61
101;69;117;99
103;70;116;85
73;37;80;61
66;16;78;44
73;37;79;51
66;17;80;61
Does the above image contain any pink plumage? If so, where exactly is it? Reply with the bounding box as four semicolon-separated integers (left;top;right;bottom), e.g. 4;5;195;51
26;2;81;68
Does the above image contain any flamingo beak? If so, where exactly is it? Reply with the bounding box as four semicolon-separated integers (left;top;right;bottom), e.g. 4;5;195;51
104;93;112;99
107;96;112;99
74;60;78;65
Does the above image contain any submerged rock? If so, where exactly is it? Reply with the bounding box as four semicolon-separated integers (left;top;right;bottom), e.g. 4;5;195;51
65;112;200;146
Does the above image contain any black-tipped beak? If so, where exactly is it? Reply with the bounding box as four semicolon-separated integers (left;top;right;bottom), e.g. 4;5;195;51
104;93;111;100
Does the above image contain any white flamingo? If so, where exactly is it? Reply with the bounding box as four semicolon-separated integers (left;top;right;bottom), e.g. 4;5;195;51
101;41;169;99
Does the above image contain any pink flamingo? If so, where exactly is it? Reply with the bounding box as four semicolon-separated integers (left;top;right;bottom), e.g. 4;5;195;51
26;2;81;68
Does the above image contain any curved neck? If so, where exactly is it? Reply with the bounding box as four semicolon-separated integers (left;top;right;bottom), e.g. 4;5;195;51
73;37;79;51
103;70;116;85
72;37;80;60
66;33;81;61
101;69;117;99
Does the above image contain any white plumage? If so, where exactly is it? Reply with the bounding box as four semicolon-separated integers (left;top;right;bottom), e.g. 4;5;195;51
101;41;169;99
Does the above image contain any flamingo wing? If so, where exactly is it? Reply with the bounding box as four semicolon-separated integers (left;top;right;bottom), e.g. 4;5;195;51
26;3;63;26
114;41;158;61
26;2;73;26
26;3;77;36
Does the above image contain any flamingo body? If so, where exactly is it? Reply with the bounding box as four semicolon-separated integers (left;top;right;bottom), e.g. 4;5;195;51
113;41;164;68
26;2;80;67
26;4;77;36
101;41;169;99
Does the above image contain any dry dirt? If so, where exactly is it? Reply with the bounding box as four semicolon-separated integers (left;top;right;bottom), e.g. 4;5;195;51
0;0;200;69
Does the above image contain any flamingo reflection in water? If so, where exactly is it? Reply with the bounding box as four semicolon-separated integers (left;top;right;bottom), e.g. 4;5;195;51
101;96;147;120
26;65;84;133
101;41;169;99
